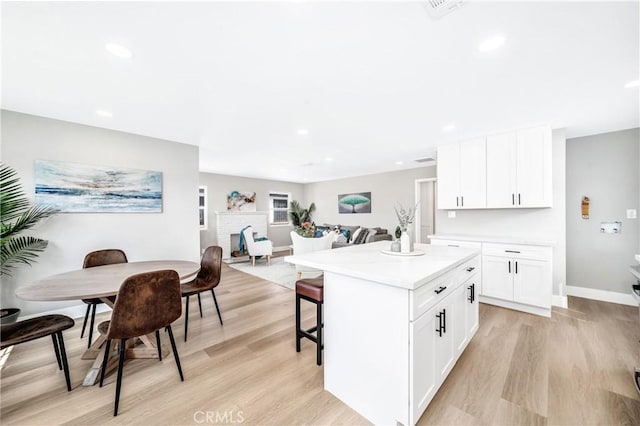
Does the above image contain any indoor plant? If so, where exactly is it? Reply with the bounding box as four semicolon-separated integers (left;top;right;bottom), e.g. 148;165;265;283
288;200;316;227
1;162;56;323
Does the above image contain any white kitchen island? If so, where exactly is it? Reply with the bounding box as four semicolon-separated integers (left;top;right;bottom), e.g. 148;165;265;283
285;241;481;425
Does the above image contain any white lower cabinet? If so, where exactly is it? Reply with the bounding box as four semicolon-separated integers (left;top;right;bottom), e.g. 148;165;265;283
409;258;480;425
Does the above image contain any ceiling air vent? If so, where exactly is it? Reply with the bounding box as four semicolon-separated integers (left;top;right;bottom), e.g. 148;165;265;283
414;157;435;163
424;0;464;19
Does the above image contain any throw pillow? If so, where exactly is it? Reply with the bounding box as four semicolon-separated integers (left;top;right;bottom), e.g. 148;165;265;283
335;232;348;244
340;229;350;241
351;227;362;243
365;228;378;243
354;228;369;244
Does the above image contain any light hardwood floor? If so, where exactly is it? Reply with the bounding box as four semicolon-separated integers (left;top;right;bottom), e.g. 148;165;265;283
2;258;639;425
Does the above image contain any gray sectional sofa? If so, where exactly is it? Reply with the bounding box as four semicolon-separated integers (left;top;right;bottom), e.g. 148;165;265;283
318;223;392;249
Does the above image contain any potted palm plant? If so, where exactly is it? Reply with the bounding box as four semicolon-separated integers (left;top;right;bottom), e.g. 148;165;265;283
288;200;316;227
1;162;56;323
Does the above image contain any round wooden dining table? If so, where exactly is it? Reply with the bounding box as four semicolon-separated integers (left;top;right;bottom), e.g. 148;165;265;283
16;260;200;386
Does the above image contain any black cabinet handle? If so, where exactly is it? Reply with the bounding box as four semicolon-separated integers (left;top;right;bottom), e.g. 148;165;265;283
434;286;447;294
466;266;475;272
505;250;520;253
442;308;447;334
508;260;511;273
456;196;459;207
512;193;515;205
461;196;464;207
515;261;518;274
518;193;521;205
436;311;443;337
448;244;460;247
467;283;475;303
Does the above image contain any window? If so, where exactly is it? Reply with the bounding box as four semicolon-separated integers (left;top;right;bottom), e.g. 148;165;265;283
269;192;289;225
199;186;208;230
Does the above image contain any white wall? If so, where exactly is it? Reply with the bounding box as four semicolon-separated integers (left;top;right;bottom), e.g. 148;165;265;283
1;111;200;316
566;128;639;294
303;166;437;235
199;172;304;249
436;129;567;296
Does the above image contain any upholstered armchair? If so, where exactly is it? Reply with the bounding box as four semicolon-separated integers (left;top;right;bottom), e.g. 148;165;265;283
242;226;273;266
290;231;333;279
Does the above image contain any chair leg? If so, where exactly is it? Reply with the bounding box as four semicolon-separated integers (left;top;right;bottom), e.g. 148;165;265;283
268;255;271;266
114;338;127;416
51;334;62;370
197;293;203;318
296;272;302;280
212;289;223;326
100;339;111;387
316;301;323;366
184;296;190;342
252;256;255;266
56;331;72;391
88;303;97;349
166;325;184;382
295;294;301;353
80;304;91;338
155;330;162;361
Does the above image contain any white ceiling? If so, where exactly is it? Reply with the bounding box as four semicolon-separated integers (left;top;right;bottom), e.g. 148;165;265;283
2;1;639;183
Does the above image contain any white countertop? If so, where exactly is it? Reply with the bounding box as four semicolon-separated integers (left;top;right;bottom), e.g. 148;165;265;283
284;241;479;290
429;234;556;247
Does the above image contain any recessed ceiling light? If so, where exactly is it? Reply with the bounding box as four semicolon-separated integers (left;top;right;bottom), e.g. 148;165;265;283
95;109;113;118
395;161;404;165
478;35;506;52
297;128;309;136
105;43;133;59
624;79;639;88
325;157;333;162
442;124;456;133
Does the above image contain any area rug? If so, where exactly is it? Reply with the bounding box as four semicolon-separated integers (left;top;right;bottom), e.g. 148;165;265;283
228;256;321;290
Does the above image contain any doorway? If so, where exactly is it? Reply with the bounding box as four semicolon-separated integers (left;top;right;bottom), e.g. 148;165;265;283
414;178;436;244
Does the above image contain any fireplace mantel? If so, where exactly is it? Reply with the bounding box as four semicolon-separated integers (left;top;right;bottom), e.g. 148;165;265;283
213;211;268;259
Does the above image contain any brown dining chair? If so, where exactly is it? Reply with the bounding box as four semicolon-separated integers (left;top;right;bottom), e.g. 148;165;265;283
1;314;75;391
81;249;128;349
98;269;184;416
181;246;223;341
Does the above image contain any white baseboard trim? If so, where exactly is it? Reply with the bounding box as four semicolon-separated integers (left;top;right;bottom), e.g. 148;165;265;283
479;296;551;318
552;295;568;309
19;303;111;321
565;285;636;306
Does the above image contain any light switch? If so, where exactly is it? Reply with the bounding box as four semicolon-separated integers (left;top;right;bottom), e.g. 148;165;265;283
448;211;456;218
627;209;637;219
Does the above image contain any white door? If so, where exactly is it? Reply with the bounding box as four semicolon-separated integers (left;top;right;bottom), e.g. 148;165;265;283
436;143;460;209
482;255;514;300
516;127;548;207
452;284;468;355
458;138;486;209
419;181;435;243
486;131;517;208
465;280;479;337
435;296;455;381
513;258;552;308
410;306;439;424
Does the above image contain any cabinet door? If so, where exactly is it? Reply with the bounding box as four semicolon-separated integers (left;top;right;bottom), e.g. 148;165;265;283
465;280;479;337
482;255;514;300
410;306;439;423
458;138;486;209
452;284;468;355
516;127;551;207
513;258;552;308
435;297;455;381
436;143;460;209
486;132;517;208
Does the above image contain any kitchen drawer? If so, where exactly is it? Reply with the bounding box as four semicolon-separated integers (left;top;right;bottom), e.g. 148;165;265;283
456;255;480;283
431;239;482;249
482;243;551;261
410;272;453;321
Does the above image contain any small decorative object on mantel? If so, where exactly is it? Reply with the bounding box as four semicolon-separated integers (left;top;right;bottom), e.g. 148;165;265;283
394;202;418;253
581;196;590;219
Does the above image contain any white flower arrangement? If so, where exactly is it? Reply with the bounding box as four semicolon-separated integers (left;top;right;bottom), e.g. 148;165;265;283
394;202;419;232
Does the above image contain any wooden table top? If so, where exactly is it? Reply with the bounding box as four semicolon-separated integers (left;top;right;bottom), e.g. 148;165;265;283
16;260;201;302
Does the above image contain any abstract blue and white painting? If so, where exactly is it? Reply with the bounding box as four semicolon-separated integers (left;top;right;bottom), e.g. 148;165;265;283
34;160;162;213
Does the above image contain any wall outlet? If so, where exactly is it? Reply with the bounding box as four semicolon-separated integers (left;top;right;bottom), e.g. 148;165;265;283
627;209;637;219
448;211;456;218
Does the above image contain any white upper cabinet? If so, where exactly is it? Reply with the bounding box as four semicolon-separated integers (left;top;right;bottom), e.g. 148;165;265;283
437;138;486;210
486;125;552;208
